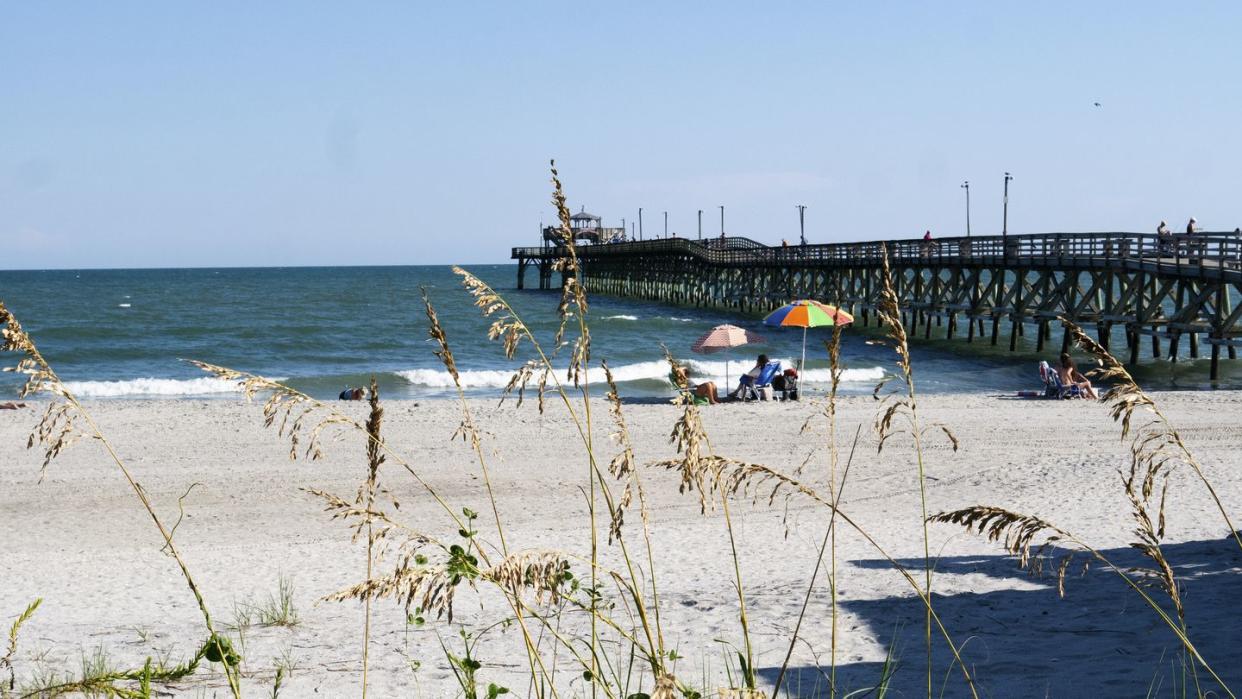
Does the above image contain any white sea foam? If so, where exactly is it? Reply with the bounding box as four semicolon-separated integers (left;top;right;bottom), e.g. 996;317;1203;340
397;368;522;389
602;314;639;321
799;366;887;384
117;303;132;308
668;317;694;322
397;360;886;389
61;377;244;397
398;360;677;389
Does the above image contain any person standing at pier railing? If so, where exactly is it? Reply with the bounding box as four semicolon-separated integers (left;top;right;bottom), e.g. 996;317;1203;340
1157;221;1173;255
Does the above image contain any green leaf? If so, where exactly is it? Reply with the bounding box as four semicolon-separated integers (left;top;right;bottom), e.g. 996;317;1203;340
202;634;241;667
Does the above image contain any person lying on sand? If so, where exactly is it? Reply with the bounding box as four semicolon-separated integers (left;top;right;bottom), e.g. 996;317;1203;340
1058;352;1098;399
671;364;719;405
0;402;26;410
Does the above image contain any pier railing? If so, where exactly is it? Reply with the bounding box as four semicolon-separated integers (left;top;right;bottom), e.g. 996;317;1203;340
514;231;1242;278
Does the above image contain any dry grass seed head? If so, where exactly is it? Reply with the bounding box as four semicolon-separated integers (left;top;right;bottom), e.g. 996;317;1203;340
326;549;570;623
327;555;460;621
875;244;912;382
1060;318;1185;614
421;289;459;382
190;360;357;461
484;550;572;606
650;674;678;699
603;360;640;542
454;267;527;360
2;303;89;477
304;488;427;559
930;506;1085;594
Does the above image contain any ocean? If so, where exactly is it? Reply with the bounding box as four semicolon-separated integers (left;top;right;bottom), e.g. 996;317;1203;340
0;265;1233;400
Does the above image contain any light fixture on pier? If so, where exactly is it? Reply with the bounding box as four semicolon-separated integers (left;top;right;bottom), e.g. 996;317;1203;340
961;181;971;237
1003;172;1013;239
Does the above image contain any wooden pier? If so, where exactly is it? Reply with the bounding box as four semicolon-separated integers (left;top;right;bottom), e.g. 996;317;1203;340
513;231;1242;378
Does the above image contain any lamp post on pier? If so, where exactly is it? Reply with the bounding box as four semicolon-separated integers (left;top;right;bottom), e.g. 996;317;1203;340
719;205;725;237
796;204;807;245
621;217;626;242
663;211;668;239
961;181;971;237
698;209;702;240
1002;172;1013;239
638;208;644;241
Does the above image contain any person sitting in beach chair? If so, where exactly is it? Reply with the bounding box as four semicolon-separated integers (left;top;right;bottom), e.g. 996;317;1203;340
339;387;366;401
1057;352;1098;399
1040;356;1097;399
1039;360;1078;399
671;363;719;405
734;354;782;401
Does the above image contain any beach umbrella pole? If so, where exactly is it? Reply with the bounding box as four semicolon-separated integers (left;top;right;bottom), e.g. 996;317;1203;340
800;326;807;376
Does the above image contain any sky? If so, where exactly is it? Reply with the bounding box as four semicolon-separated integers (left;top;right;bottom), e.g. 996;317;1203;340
2;2;1240;269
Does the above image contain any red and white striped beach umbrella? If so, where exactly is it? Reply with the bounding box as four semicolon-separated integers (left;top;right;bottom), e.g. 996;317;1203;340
691;324;767;387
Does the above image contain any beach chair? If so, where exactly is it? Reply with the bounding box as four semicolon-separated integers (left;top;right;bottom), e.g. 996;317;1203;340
773;368;800;401
669;370;711;406
739;361;782;401
1039;360;1080;399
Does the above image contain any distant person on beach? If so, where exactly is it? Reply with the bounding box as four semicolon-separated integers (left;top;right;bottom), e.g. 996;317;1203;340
734;353;770;397
1186;217;1199;234
1058;352;1098;400
339;387;365;400
671;363;719;404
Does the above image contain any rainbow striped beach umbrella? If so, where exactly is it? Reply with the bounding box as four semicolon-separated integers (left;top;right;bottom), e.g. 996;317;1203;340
763;300;855;374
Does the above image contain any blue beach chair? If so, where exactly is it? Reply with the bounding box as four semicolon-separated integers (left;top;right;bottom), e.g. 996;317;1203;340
738;361;783;401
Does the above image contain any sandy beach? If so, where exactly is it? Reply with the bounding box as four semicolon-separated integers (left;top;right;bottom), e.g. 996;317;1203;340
2;390;1241;697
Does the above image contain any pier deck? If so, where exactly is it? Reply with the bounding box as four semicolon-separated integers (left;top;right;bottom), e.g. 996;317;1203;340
513;231;1242;378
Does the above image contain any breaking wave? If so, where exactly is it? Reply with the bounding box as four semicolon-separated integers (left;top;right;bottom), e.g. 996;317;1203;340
61;377;245;397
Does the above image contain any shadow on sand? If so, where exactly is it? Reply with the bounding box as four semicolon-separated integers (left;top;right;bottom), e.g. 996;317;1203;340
758;534;1242;697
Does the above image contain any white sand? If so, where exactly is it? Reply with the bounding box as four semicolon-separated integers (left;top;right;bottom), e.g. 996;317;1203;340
2;391;1241;697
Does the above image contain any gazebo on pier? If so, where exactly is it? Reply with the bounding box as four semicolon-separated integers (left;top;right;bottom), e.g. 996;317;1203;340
543;207;625;245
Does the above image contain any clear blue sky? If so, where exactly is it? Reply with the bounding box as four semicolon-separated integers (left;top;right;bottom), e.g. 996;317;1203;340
3;2;1239;269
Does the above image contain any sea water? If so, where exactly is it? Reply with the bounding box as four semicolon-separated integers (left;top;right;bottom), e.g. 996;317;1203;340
0;265;1232;399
